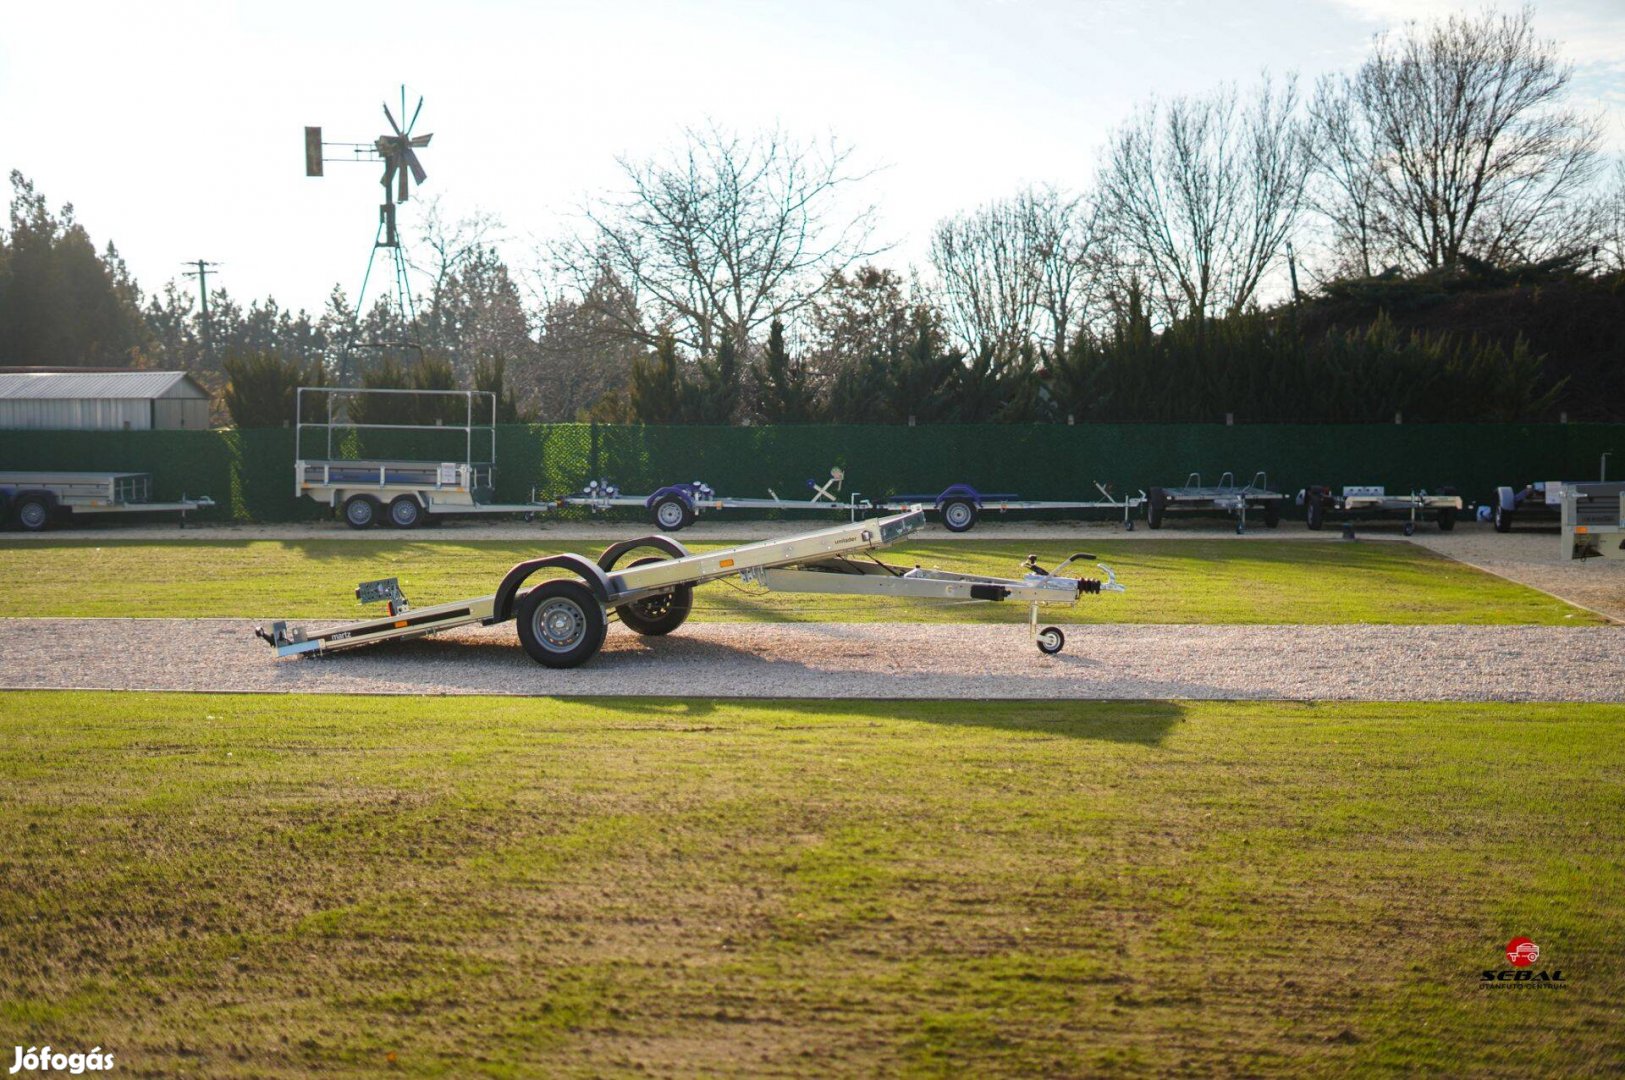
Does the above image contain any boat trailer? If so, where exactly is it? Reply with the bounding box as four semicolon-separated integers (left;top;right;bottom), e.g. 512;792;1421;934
255;510;1125;668
1300;485;1461;536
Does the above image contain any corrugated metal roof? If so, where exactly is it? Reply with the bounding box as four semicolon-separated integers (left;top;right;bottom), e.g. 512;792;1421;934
0;371;208;400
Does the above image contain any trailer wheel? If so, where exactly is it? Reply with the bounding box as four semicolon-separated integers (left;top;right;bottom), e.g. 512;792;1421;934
940;498;978;533
1305;496;1325;531
1493;504;1513;533
614;556;694;636
1403;521;1416;537
15;496;51;532
651;495;694;531
1036;626;1065;655
516;579;608;668
1146;489;1166;529
1437;507;1456;532
388;495;423;529
343;495;379;529
1263;502;1281;528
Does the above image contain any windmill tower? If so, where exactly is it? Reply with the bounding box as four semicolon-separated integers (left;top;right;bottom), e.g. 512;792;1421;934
304;87;434;381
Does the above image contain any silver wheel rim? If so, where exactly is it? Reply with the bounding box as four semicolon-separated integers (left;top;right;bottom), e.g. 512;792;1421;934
347;501;372;525
945;503;972;528
20;503;45;528
1040;630;1061;651
391;500;417;525
533;597;588;652
657;501;685;529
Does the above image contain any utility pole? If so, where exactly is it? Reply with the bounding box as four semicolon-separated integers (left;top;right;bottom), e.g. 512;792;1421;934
183;260;220;364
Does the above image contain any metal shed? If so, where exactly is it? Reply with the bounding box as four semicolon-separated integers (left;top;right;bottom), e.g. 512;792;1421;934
0;370;212;430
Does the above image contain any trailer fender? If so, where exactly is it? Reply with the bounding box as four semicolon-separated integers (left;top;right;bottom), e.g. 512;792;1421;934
1496;486;1517;511
934;483;983;509
597;534;690;572
644;484;699;512
493;554;614;622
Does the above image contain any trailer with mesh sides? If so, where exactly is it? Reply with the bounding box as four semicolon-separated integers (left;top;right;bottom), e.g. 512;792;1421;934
1144;472;1286;534
1300;485;1461;536
294;386;551;529
0;471;214;531
256;509;1126;666
1561;482;1625;562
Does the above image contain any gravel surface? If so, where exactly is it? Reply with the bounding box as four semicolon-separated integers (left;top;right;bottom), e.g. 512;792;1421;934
5;618;1622;701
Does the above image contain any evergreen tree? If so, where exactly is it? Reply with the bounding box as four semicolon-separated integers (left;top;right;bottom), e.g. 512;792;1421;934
682;333;740;423
752;321;819;422
629;332;684;423
221;351;326;428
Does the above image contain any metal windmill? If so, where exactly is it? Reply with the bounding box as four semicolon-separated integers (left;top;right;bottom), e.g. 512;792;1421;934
304;87;434;379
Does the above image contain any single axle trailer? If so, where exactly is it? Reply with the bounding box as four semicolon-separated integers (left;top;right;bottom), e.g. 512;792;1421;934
255;509;1125;668
1561;483;1625;561
1301;485;1461;536
1145;472;1286;534
295;386;551;528
561;467;1144;534
0;471;214;531
1493;478;1624;534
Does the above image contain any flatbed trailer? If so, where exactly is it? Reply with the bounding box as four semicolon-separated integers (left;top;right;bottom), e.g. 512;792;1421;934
256;509;1125;667
0;471;214;531
1145;472;1286;534
1561;483;1625;561
561;468;1144;534
295;386;551;528
1301;485;1461;535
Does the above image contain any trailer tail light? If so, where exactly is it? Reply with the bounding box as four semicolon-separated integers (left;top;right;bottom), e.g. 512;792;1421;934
720;558;735;568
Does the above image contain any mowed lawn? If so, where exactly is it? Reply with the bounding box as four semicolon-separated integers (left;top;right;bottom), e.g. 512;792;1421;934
0;692;1620;1077
0;537;1599;624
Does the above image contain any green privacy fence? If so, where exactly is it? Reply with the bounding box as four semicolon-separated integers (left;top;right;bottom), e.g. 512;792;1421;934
2;422;1620;524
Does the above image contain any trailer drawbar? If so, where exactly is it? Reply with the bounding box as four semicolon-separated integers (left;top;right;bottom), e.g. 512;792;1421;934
255;510;1125;667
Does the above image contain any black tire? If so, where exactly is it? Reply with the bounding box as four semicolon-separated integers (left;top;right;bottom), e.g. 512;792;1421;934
650;495;694;532
1403;521;1416;537
15;496;51;532
940;498;978;533
1493;504;1513;534
1437;507;1456;532
1036;626;1065;655
515;579;608;668
1262;501;1281;528
614;556;694;636
343;495;379;530
1146;489;1166;530
387;495;423;529
1305;496;1325;531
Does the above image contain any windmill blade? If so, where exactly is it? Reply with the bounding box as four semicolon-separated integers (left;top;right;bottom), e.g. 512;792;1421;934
406;95;423;135
410;133;432;147
383;102;404;137
397;162;410;202
402;146;427;186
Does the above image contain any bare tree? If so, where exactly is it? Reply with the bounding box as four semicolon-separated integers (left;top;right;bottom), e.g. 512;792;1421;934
1601;159;1625;274
1313;7;1602;271
929;185;1099;357
556;124;883;359
1100;74;1310;326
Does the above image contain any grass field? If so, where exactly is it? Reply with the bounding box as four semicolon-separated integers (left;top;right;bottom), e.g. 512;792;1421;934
1;691;1620;1077
0;537;1599;624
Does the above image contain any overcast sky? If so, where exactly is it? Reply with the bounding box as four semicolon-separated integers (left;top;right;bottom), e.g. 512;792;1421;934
2;0;1622;318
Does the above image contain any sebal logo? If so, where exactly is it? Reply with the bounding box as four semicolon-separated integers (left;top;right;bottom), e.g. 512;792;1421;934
1481;936;1564;986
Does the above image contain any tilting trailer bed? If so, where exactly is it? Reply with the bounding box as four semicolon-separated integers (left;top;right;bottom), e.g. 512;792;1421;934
1560;483;1625;561
1301;485;1461;535
1145;472;1286;533
0;471;214;531
256;509;1125;667
561;467;1144;534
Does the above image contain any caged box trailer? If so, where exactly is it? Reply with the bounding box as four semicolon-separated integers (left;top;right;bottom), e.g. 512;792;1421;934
295;386;553;528
1561;483;1625;562
1300;485;1461;535
0;471;214;531
256;509;1125;667
1144;472;1286;534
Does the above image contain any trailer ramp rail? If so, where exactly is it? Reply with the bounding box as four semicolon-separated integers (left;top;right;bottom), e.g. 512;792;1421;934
256;510;1125;667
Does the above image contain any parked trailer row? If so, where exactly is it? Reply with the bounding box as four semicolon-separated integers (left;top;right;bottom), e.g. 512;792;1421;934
0;471;214;531
1301;486;1461;535
256;509;1126;667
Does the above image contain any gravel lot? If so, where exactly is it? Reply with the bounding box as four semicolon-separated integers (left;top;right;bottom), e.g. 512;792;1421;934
5;618;1621;701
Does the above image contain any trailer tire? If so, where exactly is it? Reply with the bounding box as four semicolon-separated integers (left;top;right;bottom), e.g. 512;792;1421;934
1493;504;1513;533
651;495;694;532
614;556;694;636
940;498;978;533
1305;496;1325;530
1036;626;1065;655
1262;501;1281;528
1146;489;1166;529
343;495;379;529
1437;507;1456;532
388;495;423;529
15;496;51;532
516;579;608;668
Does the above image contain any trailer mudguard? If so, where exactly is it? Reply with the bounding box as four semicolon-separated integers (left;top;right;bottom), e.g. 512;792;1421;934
597;534;690;571
1497;486;1517;511
492;554;614;622
935;483;982;508
644;484;699;511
